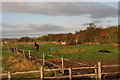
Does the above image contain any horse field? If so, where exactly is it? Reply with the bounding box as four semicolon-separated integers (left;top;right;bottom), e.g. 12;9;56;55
2;42;120;79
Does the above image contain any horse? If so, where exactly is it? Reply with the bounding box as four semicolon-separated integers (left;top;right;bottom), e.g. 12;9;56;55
34;42;39;52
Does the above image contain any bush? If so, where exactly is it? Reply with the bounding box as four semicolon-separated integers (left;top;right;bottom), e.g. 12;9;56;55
67;41;76;45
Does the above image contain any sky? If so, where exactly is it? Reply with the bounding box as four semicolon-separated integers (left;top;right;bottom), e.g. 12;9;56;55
1;1;118;38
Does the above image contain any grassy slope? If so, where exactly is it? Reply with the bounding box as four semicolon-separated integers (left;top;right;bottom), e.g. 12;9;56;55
9;43;119;64
2;45;59;79
2;46;41;78
2;43;119;79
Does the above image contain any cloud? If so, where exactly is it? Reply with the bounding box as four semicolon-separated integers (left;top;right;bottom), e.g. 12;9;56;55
2;23;66;32
82;23;90;26
107;20;112;22
92;20;102;23
2;23;17;29
2;23;67;38
2;2;117;19
82;19;113;26
1;0;119;2
28;23;65;32
92;20;113;24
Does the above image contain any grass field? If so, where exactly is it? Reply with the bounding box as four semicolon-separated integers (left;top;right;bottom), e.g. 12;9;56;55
2;43;119;79
3;43;119;64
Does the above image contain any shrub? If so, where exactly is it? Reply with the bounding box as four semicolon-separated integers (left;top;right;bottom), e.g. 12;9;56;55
67;41;76;45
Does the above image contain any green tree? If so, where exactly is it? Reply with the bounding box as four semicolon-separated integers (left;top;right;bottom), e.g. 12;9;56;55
18;36;33;42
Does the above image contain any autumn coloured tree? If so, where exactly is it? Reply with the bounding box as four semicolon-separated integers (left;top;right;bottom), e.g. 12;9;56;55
37;24;119;45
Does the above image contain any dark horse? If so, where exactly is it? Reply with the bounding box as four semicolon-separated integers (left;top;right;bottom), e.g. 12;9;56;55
34;42;39;52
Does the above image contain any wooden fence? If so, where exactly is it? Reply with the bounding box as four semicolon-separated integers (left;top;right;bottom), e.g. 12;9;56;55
1;62;120;80
3;46;120;80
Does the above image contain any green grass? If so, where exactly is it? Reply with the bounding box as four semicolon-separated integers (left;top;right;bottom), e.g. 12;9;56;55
2;46;41;73
2;43;119;79
4;43;119;64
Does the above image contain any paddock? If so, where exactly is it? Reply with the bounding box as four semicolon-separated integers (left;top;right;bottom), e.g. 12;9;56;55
2;42;119;79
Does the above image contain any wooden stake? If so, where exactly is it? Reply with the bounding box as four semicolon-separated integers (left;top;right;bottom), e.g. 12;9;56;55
29;50;31;58
95;65;97;79
69;67;72;80
40;66;44;80
13;47;16;53
8;72;11;79
61;57;64;74
15;47;17;53
54;71;57;76
16;48;18;53
23;50;25;57
43;53;45;65
98;62;101;80
7;45;9;50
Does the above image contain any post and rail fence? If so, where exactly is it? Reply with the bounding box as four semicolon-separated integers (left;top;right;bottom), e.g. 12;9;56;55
2;46;120;80
1;62;120;80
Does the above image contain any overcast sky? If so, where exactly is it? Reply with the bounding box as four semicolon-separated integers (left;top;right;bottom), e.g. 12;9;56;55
1;2;118;38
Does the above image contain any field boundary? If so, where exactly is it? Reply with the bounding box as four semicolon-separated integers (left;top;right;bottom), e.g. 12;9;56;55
3;46;120;79
1;63;120;79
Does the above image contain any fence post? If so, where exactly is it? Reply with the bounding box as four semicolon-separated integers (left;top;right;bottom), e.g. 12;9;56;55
29;50;31;58
23;50;25;57
69;67;72;80
61;57;64;74
40;66;44;80
54;71;57;76
8;72;11;79
13;47;16;53
98;62;101;80
43;53;45;65
94;65;97;79
14;47;17;53
16;48;18;53
7;45;9;50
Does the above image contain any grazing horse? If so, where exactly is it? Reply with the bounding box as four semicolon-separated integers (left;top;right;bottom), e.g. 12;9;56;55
34;42;39;52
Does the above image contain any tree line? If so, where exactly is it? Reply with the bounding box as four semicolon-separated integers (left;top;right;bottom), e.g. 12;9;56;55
3;23;119;45
38;23;119;44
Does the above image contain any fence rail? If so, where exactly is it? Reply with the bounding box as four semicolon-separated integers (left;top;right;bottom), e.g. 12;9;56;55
3;46;120;80
1;63;120;80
